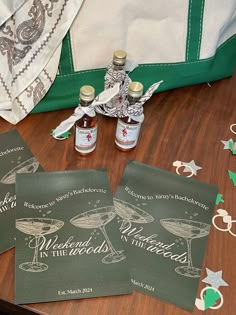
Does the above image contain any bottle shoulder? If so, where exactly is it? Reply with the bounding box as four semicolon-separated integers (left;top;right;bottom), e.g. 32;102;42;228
76;114;97;128
119;116;139;125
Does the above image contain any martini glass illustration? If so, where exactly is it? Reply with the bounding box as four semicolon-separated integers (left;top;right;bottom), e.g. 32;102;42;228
113;198;154;228
70;206;126;264
1;157;39;184
160;218;210;278
16;218;64;272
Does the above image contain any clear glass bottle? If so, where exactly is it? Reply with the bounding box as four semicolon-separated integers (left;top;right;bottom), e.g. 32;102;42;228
112;49;127;72
115;82;143;151
105;49;127;87
105;50;127;108
75;86;97;155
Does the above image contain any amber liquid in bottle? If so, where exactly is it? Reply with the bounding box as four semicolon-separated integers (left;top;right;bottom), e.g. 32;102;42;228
115;95;142;152
75;99;98;155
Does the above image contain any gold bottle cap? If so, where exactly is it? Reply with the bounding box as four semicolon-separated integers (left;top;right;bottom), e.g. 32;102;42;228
113;49;127;66
128;82;143;98
80;85;95;102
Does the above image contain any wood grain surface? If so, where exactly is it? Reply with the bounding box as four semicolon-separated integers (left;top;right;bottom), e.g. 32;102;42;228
0;73;235;315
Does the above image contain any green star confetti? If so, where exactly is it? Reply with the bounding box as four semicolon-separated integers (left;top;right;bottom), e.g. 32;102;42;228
228;170;236;186
221;139;233;150
229;140;236;155
215;194;224;205
51;129;71;140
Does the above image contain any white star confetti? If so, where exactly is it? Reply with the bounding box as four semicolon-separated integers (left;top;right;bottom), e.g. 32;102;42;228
221;139;233;150
202;268;228;290
182;160;202;175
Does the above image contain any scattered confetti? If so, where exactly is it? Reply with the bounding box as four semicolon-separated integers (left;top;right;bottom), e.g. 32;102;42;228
182;160;202;175
173;160;202;177
215;194;224;205
51;129;72;140
202;268;228;290
221;139;233;150
195;268;227;311
228;170;236;186
230;123;236;135
216;209;229;216
204;287;221;309
212;209;236;237
172;161;193;177
195;287;222;310
229;140;236;155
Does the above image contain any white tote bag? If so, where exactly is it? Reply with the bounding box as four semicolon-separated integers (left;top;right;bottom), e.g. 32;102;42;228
1;0;236;124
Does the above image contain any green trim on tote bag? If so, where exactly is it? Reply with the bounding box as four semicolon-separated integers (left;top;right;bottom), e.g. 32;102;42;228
186;0;205;61
58;32;74;75
32;35;236;114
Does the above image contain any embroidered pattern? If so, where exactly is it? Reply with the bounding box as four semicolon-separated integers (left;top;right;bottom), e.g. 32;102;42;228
12;0;68;84
0;73;11;100
16;0;46;45
0;37;31;72
45;0;59;17
0;24;14;37
33;78;46;105
0;0;82;124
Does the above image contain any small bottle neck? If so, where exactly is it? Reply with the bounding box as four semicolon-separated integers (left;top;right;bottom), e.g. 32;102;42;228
128;95;141;106
80;99;94;107
112;62;125;71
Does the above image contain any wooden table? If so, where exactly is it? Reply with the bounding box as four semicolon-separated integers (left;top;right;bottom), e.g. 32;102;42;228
0;73;235;315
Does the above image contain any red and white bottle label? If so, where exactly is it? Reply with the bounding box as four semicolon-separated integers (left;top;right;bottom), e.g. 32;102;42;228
75;126;97;153
115;119;141;149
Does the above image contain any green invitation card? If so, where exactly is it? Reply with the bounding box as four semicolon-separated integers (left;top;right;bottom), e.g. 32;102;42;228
0;129;42;254
15;169;131;304
114;161;218;311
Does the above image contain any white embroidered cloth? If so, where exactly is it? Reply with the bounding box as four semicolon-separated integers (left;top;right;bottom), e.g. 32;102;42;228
0;0;83;124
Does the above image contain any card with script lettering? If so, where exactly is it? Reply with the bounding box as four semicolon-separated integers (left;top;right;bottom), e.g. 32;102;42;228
15;169;131;304
114;160;218;311
0;129;43;254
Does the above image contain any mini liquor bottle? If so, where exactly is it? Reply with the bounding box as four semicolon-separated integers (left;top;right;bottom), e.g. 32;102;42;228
105;49;127;89
104;50;128;110
113;49;127;71
75;86;97;155
115;82;143;151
